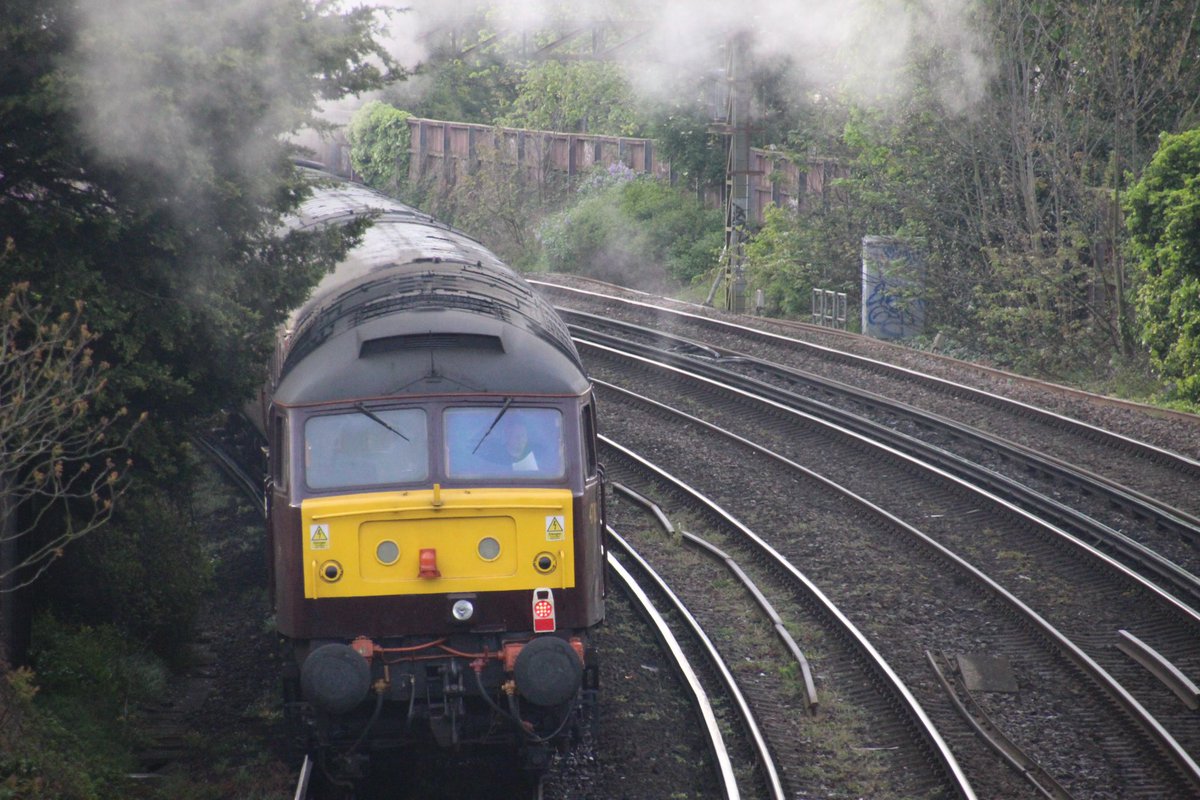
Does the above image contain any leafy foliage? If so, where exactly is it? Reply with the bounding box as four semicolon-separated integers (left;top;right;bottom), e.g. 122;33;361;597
1125;127;1200;402
0;657;128;799
348;101;412;193
745;205;856;320
0;283;142;591
500;61;642;135
0;0;393;659
395;56;520;125
650;108;728;197
49;485;210;660
539;168;721;290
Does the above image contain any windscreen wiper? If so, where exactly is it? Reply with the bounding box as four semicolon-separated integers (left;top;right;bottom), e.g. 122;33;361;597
472;397;513;454
354;402;410;441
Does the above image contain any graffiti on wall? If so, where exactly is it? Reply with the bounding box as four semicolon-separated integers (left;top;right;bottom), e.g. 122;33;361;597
861;237;925;340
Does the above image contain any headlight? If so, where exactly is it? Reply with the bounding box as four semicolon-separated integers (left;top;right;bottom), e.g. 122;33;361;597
477;537;501;561
376;540;400;565
320;560;343;582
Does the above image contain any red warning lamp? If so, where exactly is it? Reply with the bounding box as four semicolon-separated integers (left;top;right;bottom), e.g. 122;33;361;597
532;588;556;633
418;548;441;579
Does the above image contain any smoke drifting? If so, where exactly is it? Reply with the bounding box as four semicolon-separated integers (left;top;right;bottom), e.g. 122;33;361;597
376;0;990;115
69;0;987;186
71;0;337;195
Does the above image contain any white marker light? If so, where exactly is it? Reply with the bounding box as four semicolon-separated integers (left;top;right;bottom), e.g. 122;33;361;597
451;599;475;621
478;537;501;560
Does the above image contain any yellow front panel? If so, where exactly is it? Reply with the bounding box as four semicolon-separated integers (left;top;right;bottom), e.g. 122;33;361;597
358;517;518;581
301;487;575;599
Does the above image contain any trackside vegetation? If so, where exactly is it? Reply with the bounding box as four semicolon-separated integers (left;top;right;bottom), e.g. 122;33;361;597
1;0;394;794
3;0;1200;795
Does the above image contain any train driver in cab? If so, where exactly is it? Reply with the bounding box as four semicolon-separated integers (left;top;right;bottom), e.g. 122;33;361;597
503;417;538;472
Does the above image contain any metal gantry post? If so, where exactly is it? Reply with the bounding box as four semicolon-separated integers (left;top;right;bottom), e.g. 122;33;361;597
724;34;751;313
706;33;753;312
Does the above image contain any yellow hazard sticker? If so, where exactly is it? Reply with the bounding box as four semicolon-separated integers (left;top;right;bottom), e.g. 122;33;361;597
310;524;330;550
545;515;565;541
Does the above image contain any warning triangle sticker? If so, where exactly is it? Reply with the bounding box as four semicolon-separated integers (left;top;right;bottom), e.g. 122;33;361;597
310;524;330;550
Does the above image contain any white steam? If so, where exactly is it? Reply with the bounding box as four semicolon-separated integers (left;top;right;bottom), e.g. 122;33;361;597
377;0;990;114
72;0;325;189
70;0;989;186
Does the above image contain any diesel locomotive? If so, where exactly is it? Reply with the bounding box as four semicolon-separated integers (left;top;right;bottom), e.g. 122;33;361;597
259;169;605;778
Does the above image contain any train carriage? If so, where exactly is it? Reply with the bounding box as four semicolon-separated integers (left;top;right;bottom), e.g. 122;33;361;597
262;171;605;777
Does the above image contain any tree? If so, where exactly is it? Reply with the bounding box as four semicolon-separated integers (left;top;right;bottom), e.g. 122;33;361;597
0;283;138;591
500;61;642;135
650;107;728;200
349;100;413;193
743;0;1200;377
1125;127;1200;403
0;0;396;660
394;55;520;125
0;282;143;665
1;0;396;433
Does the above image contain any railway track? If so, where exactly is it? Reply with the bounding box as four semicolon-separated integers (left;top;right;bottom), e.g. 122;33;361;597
567;320;1200;613
607;474;974;799
605;531;750;799
533;279;1200;517
567;320;1200;797
530;276;1200;428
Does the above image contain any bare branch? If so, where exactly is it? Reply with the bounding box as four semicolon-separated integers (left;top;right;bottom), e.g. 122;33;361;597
1;284;141;589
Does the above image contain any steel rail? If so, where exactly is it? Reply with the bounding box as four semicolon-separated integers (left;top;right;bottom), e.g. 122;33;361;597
612;481;819;714
926;651;1075;800
190;432;268;519
293;754;313;800
601;436;978;800
596;372;1200;789
608;527;784;800
605;546;743;800
567;312;1200;547
530;281;1200;431
580;337;1200;619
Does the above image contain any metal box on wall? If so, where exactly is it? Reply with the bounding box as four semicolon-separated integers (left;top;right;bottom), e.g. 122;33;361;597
861;236;926;340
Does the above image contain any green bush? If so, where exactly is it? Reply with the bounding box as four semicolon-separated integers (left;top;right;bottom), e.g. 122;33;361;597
348;100;412;194
0;638;145;800
744;204;862;322
1125;127;1200;403
45;481;210;665
30;614;166;711
539;169;722;289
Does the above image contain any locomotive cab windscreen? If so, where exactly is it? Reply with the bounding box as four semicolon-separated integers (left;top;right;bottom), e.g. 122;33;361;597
295;403;571;494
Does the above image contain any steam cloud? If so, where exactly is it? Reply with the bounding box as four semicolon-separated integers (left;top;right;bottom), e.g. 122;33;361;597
377;0;990;114
71;0;325;193
69;0;988;193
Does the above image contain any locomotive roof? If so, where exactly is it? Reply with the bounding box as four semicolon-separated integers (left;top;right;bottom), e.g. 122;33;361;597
272;175;589;405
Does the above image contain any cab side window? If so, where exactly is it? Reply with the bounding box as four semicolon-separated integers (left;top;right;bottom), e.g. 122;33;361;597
581;404;598;477
272;413;289;487
304;409;429;489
